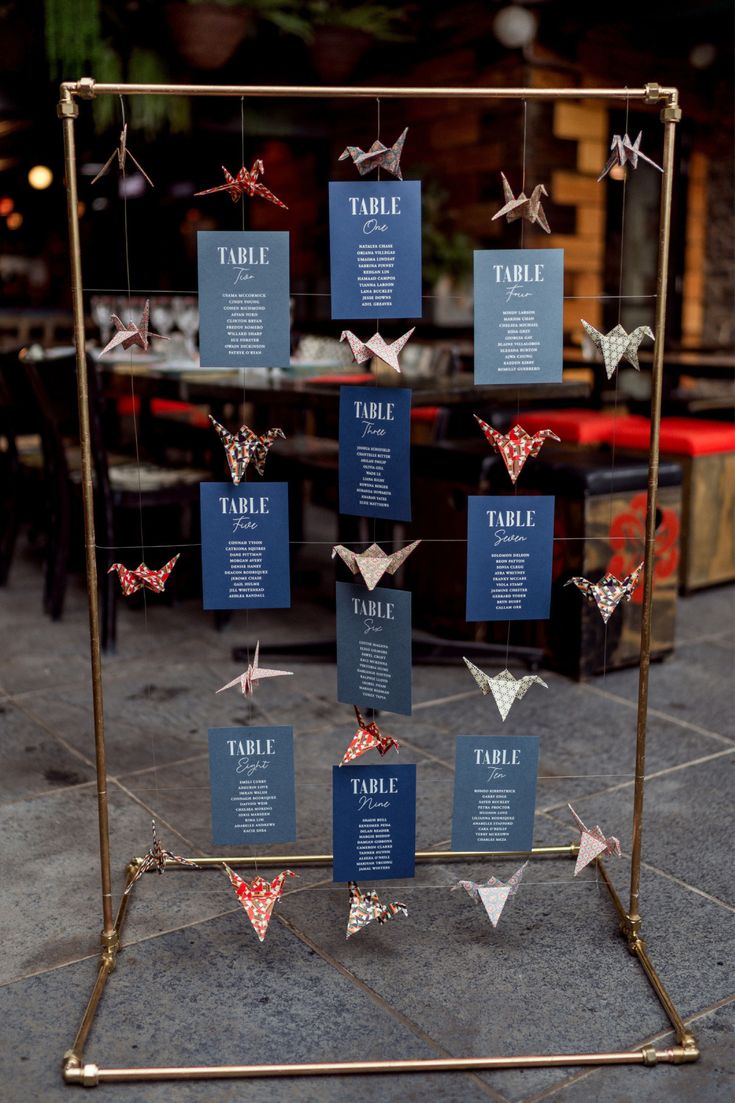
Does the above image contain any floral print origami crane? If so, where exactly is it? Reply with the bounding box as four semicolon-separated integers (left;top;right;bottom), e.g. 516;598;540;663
124;820;199;895
339;128;408;180
209;415;285;483
215;640;293;698
598;132;662;181
463;659;548;722
332;540;421;591
340;706;399;766
108;554;180;596
346;882;408;938
340;328;416;374
99;299;169;357
474;416;561;484
492;172;550;233
581;320;655;379
224;866;295;941
451;861;528;928
568;804;621;876
564;562;644;623
195;161;288;209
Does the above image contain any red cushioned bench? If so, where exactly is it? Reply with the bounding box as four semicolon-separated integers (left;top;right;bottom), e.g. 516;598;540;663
517;407;649;446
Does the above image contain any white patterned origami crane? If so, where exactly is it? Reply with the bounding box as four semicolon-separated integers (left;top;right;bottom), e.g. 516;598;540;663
224;866;295;941
564;562;644;623
209;415;285;483
463;659;548;722
92;124;154;187
568;804;621;876
332;540;421;592
339;128;408;180
581;320;655;380
215;640;293;698
124;820;199;895
492;172;550;233
474;416;561;484
195;161;288;209
108;554;180;596
598;132;662;181
99;299;169;357
451;862;528;928
340;706;399;766
340;328;416;374
346;882;408;938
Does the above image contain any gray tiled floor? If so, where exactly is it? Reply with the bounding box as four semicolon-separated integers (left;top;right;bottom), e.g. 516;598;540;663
0;545;733;1103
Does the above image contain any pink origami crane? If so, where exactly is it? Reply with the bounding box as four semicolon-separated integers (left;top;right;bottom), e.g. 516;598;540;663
108;554;180;596
215;640;293;697
99;299;169;357
346;882;408;938
124;820;199;895
581;320;655;379
224;866;295;941
492;173;550;233
451;862;528;928
340;706;399;766
463;658;548;722
209;415;285;483
195;161;288;209
474;416;561;484
332;540;421;591
564;562;644;623
340;328;416;374
91;123;154;188
339;128;408;180
568;804;621;876
598;132;662;181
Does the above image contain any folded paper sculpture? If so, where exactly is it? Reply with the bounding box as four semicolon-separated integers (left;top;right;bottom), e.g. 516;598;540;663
216;640;293;698
224;866;296;941
492;172;550;233
451;862;528;928
209;415;285;483
564;563;644;623
340;706;399;766
340;328;416;374
581;321;655;379
195;161;288;209
91;123;154;188
463;659;548;722
124;820;199;895
332;540;421;591
108;554;180;596
339;128;408;180
99;299;169;357
346;882;408;938
568;804;621;876
598;132;662;181
474;416;561;484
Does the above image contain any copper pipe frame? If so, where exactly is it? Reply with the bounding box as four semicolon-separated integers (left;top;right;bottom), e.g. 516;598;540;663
59;79;695;1086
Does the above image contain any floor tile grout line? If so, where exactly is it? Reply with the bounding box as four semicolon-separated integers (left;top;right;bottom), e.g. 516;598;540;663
637;860;735;913
579;682;735;746
6;696;97;773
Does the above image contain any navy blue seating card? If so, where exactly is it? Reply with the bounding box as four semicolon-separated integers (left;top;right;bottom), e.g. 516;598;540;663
339;385;412;521
208;727;296;846
451;735;539;852
332;763;416;881
466;495;554;621
336;581;412;716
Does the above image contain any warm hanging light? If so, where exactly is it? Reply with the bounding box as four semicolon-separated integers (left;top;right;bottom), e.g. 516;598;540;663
28;165;53;190
0;196;14;216
7;211;23;229
493;4;538;49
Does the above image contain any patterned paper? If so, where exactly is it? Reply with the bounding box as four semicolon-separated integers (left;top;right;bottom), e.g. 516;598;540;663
346;881;408;938
339;128;408;180
463;659;548;722
124;820;199;895
492;173;550;233
581;321;655;380
332;540;421;592
108;554;180;596
340;706;400;766
99;299;169;357
91;124;153;188
209;415;285;484
474;417;561;484
224;866;295;941
564;562;644;623
568;804;621;876
195;161;288;209
598;132;662;181
451;862;528;928
215;640;293;697
340;328;416;374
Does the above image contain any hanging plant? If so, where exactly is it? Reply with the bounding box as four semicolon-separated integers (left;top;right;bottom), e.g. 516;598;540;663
44;0;103;76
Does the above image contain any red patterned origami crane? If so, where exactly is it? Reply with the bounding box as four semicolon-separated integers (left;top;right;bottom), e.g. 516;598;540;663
598;132;662;181
346;882;408;938
91;123;154;188
492;172;550;233
564;562;644;623
209;415;285;483
108;554;180;596
124;820;199;895
194;161;288;209
215;640;293;698
332;540;421;592
340;706;399;766
474;417;561;484
340;328;416;374
223;866;295;941
568;804;621;876
99;299;169;357
339;127;408;180
451;861;528;928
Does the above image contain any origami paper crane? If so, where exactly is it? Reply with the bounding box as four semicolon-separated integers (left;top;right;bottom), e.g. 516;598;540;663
346;882;408;938
564;562;644;623
492;172;550;233
463;659;549;722
108;554;180;597
91;123;154;187
340;328;416;374
598;132;663;181
568;804;621;876
194;161;288;209
223;866;295;941
209;415;285;483
581;320;655;379
215;640;293;697
474;416;561;484
124;820;199;895
340;706;399;766
99;299;170;358
451;862;528;928
339;127;408;180
332;540;421;592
